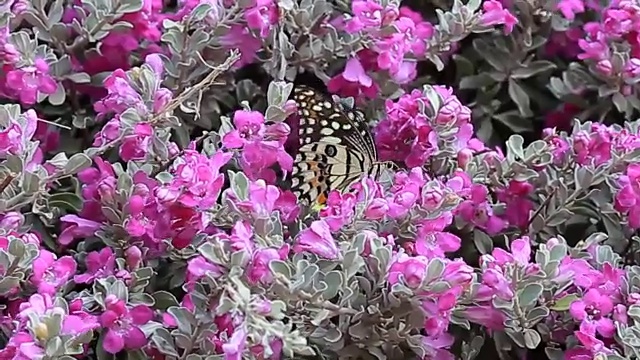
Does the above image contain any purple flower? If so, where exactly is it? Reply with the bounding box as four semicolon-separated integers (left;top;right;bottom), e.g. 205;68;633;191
293;220;340;260
73;247;118;284
457;184;506;235
570;288;616;338
100;295;154;354
30;250;77;295
415;215;461;258
58;215;102;246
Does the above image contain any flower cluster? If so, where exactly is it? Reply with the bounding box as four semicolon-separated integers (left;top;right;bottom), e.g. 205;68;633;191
5;0;640;359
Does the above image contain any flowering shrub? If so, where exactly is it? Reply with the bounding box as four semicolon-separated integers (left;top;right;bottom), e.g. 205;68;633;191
4;0;640;359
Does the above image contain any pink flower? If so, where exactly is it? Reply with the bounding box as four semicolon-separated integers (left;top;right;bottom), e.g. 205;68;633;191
456;184;506;235
168;147;232;209
570;288;616;338
415;215;461;258
387;254;429;289
385;168;425;218
30;250;77;295
345;0;386;33
480;0;518;34
460;305;505;330
100;295;154;354
422;290;457;336
319;191;357;231
73;247;119;284
0;331;45;359
615;163;640;228
58;215;102;246
187;255;224;282
218;25;262;68
94;69;144;115
0;109;38;156
247;245;289;285
223;110;267;149
557;0;585;20
293;220;340;260
244;0;279;37
327;57;379;100
120;123;154;161
3;58;57;105
222;325;248;360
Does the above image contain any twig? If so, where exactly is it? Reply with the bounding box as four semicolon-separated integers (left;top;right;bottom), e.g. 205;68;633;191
150;50;241;124
521;187;558;235
38;118;71;130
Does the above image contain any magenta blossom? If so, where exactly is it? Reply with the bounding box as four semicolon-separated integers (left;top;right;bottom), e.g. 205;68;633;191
3;58;57;105
293;220;340;260
100;295;154;354
570;288;616;338
73;247;124;284
456;184;506;235
30;250;77;295
415;215;461;258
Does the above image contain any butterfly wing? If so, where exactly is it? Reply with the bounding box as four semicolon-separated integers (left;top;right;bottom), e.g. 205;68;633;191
289;86;377;205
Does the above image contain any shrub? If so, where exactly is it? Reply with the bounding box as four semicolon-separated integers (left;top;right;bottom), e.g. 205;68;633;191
1;0;640;359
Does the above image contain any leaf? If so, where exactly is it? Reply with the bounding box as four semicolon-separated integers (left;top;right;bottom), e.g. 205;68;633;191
322;271;344;299
550;294;579;311
64;153;92;174
229;171;249;201
459;73;496;89
117;0;144;13
492;111;534;133
517;283;543;308
506;134;525;161
425;258;445;283
48;192;83;212
508;79;532;117
523;329;541;349
151;328;179;357
473;229;494;255
510;61;556;79
48;83;66;106
22;172;41;194
152;291;179;311
0;276;20;296
167;307;196;335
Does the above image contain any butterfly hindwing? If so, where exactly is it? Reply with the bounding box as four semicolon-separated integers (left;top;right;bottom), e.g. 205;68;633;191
289;85;380;205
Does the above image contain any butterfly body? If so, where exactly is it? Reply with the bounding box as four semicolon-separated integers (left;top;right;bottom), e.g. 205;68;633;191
289;85;385;206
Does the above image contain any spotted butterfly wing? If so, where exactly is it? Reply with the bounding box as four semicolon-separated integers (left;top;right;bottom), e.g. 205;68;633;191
289;85;382;205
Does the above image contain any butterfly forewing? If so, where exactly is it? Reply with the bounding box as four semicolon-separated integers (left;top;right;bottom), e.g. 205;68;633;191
289;85;381;205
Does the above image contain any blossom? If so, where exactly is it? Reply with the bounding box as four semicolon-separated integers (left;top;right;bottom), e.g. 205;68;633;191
456;184;506;235
569;288;616;338
73;247;121;284
293;220;340;260
120;123;154;161
327;57;379;100
3;58;57;105
244;0;279;38
415;215;461;258
30;250;77;295
614;163;640;228
223;110;267;149
387;254;429;289
93;68;144;115
100;295;154;354
319;191;357;231
480;0;517;34
58;215;102;246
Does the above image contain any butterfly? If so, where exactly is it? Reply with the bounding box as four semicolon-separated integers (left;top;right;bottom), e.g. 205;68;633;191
288;85;387;206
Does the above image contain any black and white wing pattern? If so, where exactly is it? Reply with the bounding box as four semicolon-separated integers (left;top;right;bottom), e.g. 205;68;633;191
289;85;384;205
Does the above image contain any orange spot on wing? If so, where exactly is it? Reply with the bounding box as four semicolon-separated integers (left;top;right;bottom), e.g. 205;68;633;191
316;192;328;205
